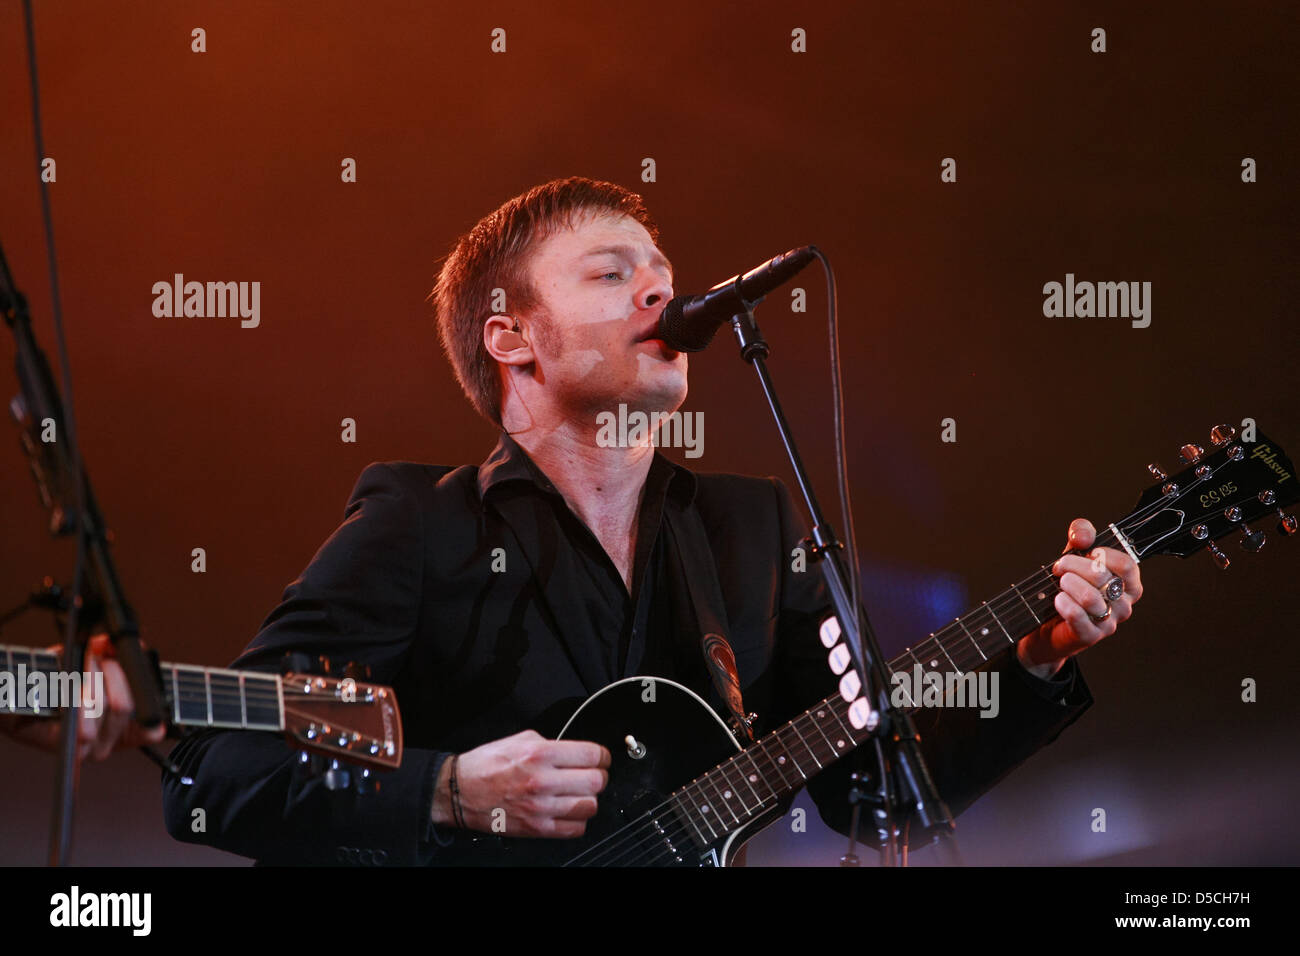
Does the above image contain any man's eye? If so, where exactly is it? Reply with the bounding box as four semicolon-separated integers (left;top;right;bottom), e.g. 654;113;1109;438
596;272;622;281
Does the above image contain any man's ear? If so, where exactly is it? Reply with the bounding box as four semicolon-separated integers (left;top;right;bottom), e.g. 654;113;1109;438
485;314;532;364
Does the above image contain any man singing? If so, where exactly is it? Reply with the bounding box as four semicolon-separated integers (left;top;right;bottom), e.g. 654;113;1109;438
160;176;1141;865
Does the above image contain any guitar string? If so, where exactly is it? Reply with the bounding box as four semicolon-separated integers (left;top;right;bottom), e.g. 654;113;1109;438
557;544;1076;835
619;713;852;865
0;655;380;702
580;566;1116;865
580;757;826;863
568;695;855;864
566;522;1154;865
579;551;1090;864
572;698;869;865
903;521;1143;672
164;683;379;700
1;665;380;719
584;609;1096;867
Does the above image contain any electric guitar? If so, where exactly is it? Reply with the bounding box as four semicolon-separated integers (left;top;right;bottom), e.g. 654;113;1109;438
0;647;403;773
472;424;1297;865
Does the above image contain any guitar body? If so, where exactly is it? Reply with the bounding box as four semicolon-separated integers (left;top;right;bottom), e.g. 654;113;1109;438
475;677;785;866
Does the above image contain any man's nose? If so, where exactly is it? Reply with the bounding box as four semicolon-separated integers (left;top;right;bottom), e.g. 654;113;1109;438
637;271;674;310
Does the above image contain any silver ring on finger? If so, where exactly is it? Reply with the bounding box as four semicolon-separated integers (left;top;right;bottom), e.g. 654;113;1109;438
1088;605;1113;625
1102;575;1124;604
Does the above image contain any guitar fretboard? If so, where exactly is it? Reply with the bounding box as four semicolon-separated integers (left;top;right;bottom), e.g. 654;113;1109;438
0;644;284;731
661;536;1113;850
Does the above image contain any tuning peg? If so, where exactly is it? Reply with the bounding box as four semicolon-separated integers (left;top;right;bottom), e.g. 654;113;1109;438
1206;542;1231;570
1261;488;1296;535
1147;463;1168;481
1239;525;1267;552
1180;443;1205;464
1210;424;1236;446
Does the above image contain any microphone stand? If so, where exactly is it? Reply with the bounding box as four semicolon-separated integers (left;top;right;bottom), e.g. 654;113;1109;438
726;297;961;865
1;241;166;864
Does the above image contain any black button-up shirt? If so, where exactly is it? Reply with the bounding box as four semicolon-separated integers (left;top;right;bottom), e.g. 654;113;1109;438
475;431;691;683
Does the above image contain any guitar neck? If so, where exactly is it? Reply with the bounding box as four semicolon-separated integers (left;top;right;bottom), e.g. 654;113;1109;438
0;644;285;731
664;532;1117;843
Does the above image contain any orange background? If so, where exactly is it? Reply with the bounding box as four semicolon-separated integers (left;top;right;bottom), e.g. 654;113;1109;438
1;0;1296;865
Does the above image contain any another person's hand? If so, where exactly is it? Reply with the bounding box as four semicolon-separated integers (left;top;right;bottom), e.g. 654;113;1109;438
432;729;611;838
1017;518;1144;679
0;633;167;760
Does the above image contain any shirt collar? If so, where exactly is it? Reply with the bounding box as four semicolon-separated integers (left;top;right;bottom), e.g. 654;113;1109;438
477;430;697;508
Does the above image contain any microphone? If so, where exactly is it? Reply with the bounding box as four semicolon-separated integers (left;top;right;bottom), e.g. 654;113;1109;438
656;245;818;352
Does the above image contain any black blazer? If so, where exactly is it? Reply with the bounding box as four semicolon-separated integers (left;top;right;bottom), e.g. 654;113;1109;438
163;439;1092;865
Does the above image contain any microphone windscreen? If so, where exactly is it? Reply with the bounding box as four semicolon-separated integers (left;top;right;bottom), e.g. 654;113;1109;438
658;295;724;352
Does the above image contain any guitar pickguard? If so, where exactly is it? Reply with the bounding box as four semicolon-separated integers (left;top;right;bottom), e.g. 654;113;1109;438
479;677;769;866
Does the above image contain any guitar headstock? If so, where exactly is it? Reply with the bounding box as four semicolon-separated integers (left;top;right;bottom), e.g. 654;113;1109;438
279;669;403;772
1116;424;1298;566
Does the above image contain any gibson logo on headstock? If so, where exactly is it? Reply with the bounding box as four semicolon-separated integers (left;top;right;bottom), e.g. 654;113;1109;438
1250;444;1292;484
